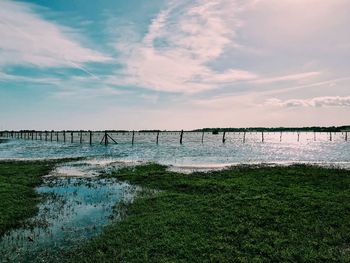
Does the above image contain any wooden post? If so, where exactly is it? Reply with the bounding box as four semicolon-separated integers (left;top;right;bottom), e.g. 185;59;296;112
20;132;23;139
346;131;348;141
63;131;66;143
71;132;73;143
56;132;59;142
314;131;316;141
329;132;332;141
45;131;48;141
50;131;53;142
156;131;160;145
280;131;282;142
131;130;135;145
222;131;226;143
297;132;300;142
40;132;42;140
104;130;108;146
180;130;184;144
89;131;92;145
262;132;264;143
80;131;82;144
243;131;246;143
35;132;38;140
201;131;204;144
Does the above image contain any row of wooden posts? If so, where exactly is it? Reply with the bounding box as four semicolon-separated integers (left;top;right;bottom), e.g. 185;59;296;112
0;130;348;145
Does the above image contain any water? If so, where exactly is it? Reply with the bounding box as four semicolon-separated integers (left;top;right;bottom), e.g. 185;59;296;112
0;177;138;262
1;132;349;169
0;132;349;261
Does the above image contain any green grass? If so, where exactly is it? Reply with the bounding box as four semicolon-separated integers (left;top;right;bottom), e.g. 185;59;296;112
68;164;350;263
0;160;73;237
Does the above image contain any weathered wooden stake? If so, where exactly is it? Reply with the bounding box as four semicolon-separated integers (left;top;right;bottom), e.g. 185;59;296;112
35;132;38;140
180;130;184;144
104;131;108;146
131;131;135;145
222;131;226;143
45;131;48;141
71;132;73;143
262;132;264;143
80;131;82;144
50;131;53;142
56;132;59;142
314;131;316;141
243;131;246;143
329;132;332;141
63;131;66;142
346;131;348;141
89;131;92;145
280;132;282;142
201;131;205;144
297;132;300;142
40;132;42;140
156;131;160;145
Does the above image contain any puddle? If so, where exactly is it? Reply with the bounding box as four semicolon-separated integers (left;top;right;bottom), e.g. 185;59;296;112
47;158;143;178
0;177;139;262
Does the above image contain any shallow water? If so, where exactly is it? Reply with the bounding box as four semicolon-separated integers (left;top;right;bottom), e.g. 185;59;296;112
0;132;349;169
0;177;138;262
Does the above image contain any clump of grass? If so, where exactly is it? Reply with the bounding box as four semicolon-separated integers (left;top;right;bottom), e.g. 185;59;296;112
68;163;350;263
0;159;80;237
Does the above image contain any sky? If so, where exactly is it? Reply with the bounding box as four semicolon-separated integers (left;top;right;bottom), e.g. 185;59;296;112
0;0;349;130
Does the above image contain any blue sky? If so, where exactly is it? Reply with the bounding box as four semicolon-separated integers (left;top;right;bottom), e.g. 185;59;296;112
0;0;349;130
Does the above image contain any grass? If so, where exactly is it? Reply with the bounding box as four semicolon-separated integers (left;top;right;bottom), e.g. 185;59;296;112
68;164;350;263
0;159;77;237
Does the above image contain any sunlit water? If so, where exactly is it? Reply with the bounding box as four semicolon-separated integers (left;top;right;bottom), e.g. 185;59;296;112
0;132;349;261
0;177;138;262
1;132;350;170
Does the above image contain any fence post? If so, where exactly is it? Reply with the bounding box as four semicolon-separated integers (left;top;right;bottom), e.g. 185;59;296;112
222;131;226;143
262;132;264;143
180;130;184;144
63;131;66;143
89;131;92;145
201;131;205;144
131;131;135;145
71;132;73;143
156;131;160;145
104;130;108;146
80;131;83;144
243;131;246;143
346;131;348;141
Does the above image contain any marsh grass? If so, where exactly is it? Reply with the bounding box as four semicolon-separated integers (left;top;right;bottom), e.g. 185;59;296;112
0;158;82;237
0;161;56;237
68;163;350;263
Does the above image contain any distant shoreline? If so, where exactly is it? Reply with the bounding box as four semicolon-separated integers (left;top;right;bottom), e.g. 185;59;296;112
1;125;350;133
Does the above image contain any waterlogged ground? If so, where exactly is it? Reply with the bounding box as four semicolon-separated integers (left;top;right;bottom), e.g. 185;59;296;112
1;132;350;168
0;176;138;262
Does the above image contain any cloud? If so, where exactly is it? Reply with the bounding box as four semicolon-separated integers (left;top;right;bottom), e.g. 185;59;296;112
111;0;258;93
266;96;350;108
252;71;321;84
0;0;110;68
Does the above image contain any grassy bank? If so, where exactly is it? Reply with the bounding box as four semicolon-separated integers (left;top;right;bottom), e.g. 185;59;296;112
0;160;67;237
68;164;350;263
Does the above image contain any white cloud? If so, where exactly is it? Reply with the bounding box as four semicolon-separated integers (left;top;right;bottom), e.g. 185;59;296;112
266;96;350;108
252;72;321;84
111;0;258;93
0;0;110;68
